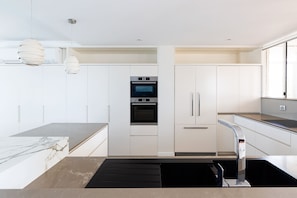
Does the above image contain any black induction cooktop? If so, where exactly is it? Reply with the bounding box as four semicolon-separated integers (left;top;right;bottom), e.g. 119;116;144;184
263;119;297;128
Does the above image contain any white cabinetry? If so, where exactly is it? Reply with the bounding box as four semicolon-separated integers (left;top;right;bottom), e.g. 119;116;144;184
234;115;292;156
66;67;88;122
43;66;66;124
19;66;44;132
130;125;158;156
291;133;297;155
87;66;109;123
0;66;20;136
130;65;158;76
108;66;130;156
216;65;261;153
69;126;108;157
217;65;261;113
175;66;217;154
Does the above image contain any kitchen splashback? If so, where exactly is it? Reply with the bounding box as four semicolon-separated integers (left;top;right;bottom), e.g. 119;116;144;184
261;98;297;120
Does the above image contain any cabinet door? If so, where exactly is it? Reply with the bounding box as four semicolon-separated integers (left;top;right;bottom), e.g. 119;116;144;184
217;114;235;153
130;66;158;76
19;66;44;132
0;66;20;136
66;66;87;122
87;66;109;123
195;66;217;124
130;136;158;156
43;65;67;123
239;66;261;112
175;66;196;125
217;66;240;113
175;125;217;153
108;66;130;156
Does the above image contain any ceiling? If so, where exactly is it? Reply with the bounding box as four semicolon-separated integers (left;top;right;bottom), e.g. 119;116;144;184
1;0;297;47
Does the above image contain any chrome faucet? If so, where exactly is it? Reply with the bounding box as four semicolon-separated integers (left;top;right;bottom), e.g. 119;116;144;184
218;119;251;187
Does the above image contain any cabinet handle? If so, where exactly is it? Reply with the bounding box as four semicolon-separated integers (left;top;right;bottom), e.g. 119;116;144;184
18;105;21;123
42;105;45;123
197;92;201;116
86;105;88;123
191;93;194;116
184;127;208;129
108;105;110;122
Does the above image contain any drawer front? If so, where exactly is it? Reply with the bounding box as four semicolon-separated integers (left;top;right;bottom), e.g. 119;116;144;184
255;133;291;155
234;115;291;145
246;143;267;157
130;125;158;136
241;127;257;146
255;122;290;145
130;136;158;156
175;125;216;153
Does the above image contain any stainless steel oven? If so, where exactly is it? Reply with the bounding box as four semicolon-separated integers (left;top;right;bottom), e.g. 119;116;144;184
130;98;158;124
130;76;157;98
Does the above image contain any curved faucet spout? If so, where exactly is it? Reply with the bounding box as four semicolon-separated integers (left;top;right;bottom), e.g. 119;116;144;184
218;119;247;185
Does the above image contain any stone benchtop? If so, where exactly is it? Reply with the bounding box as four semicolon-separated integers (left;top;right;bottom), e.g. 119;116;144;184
234;113;297;133
2;156;297;198
13;123;107;151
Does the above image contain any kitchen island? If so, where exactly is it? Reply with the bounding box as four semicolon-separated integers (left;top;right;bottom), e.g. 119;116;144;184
13;123;108;152
0;123;107;189
2;156;297;197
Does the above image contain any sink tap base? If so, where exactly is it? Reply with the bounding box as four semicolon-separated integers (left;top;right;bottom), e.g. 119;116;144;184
223;179;251;188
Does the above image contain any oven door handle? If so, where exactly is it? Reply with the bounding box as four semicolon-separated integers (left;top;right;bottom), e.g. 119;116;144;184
131;103;157;106
131;81;157;84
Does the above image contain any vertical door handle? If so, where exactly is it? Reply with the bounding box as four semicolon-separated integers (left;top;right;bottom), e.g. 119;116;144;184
42;105;45;123
197;92;200;116
18;105;21;123
191;93;194;116
108;105;111;122
86;105;88;123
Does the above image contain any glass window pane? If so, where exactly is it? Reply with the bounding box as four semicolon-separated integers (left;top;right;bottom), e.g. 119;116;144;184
265;43;286;98
287;39;297;99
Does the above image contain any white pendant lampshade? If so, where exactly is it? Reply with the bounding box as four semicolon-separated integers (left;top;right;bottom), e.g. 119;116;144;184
65;55;80;74
18;39;45;66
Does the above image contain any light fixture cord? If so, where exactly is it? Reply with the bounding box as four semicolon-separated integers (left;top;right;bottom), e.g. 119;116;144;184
30;0;32;38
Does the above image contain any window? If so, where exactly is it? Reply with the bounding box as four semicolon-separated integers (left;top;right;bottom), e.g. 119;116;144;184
264;43;286;98
264;38;297;99
287;39;297;98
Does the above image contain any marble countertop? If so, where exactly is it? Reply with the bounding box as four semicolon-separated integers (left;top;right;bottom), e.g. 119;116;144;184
0;137;69;189
2;156;297;197
235;113;297;133
13;123;107;151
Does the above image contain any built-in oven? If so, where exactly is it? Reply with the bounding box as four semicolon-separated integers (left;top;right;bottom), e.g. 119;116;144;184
130;76;157;98
130;98;158;124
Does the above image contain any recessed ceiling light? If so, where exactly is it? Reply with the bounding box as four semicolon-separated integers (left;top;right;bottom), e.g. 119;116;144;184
136;39;143;42
226;38;232;41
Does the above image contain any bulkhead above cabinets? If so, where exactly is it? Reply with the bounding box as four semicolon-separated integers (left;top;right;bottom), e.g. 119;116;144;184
67;47;158;65
175;47;261;65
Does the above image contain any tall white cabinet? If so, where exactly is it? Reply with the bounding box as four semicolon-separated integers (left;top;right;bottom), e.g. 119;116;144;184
0;66;20;136
43;66;67;124
87;66;109;123
108;66;130;156
217;65;261;113
175;65;217;154
19;66;44;131
216;65;261;153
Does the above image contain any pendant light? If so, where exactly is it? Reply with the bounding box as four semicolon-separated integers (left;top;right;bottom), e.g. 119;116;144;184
65;18;80;74
18;0;45;66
